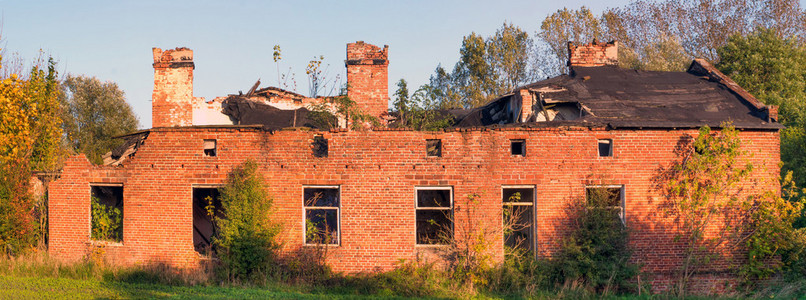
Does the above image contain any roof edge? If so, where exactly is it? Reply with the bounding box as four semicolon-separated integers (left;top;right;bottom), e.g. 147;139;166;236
687;59;777;122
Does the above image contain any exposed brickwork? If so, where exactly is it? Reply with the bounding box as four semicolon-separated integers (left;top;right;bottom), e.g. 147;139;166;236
152;47;195;127
49;126;780;292
516;89;533;122
568;40;618;67
346;41;389;118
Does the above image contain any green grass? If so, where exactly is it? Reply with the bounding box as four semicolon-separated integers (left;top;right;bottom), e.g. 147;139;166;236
2;253;803;299
0;275;424;299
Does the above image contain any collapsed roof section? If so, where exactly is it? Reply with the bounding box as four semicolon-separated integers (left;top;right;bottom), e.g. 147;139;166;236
448;59;781;130
103;131;149;166
221;96;319;129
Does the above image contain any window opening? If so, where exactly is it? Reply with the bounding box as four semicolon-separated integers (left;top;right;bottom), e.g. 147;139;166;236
503;187;534;251
598;139;612;157
416;187;452;245
193;187;222;254
426;139;442;157
304;186;340;245
312;135;328;158
510;139;525;156
90;185;123;242
585;186;625;224
203;139;217;157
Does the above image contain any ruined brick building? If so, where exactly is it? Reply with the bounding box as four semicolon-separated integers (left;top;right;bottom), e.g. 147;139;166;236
49;40;782;291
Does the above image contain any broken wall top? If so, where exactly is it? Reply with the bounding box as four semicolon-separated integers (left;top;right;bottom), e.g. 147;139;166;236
346;41;389;65
152;47;194;69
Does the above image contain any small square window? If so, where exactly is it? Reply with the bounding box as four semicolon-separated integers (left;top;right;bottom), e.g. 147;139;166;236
203;139;217;157
511;139;525;156
312;135;328;158
598;139;612;157
426;139;442;157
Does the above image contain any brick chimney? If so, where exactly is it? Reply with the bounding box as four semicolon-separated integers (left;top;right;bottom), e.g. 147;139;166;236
345;41;389;118
152;47;195;127
568;40;618;67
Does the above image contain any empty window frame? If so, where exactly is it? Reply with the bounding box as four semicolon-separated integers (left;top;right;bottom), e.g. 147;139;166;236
193;187;222;254
510;139;525;156
503;186;535;251
416;187;453;245
312;135;328;158
90;185;124;242
598;139;613;157
203;139;217;157
585;185;625;224
426;139;442;157
304;186;340;245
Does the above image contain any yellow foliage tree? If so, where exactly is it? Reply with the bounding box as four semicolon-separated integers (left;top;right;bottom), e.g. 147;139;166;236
0;53;65;255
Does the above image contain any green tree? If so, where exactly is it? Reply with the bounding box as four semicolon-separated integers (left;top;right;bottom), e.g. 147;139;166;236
488;23;534;91
60;75;139;164
430;23;535;109
214;160;280;280
716;28;806;193
391;79;453;131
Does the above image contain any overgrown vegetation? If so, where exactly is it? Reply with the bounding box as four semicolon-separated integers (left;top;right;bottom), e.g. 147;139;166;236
659;124;753;294
0;54;64;256
740;172;805;282
212;160;281;281
307;94;381;130
550;188;639;295
89;197;122;242
390;79;454;131
656;124;806;294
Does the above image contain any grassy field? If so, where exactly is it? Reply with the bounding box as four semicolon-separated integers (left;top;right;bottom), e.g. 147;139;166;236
0;275;425;300
2;253;803;299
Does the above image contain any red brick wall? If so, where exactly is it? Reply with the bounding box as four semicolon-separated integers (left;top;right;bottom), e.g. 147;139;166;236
49;126;780;291
346;41;389;119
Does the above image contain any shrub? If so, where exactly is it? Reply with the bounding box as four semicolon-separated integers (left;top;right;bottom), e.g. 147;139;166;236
214;160;280;281
550;189;639;294
485;248;549;297
0;160;39;256
740;172;806;283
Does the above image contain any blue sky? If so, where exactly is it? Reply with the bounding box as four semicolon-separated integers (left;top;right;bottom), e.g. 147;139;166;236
0;0;687;128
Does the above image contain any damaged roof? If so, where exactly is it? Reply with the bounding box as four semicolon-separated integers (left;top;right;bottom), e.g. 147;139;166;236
103;131;149;166
221;96;323;130
453;60;781;130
